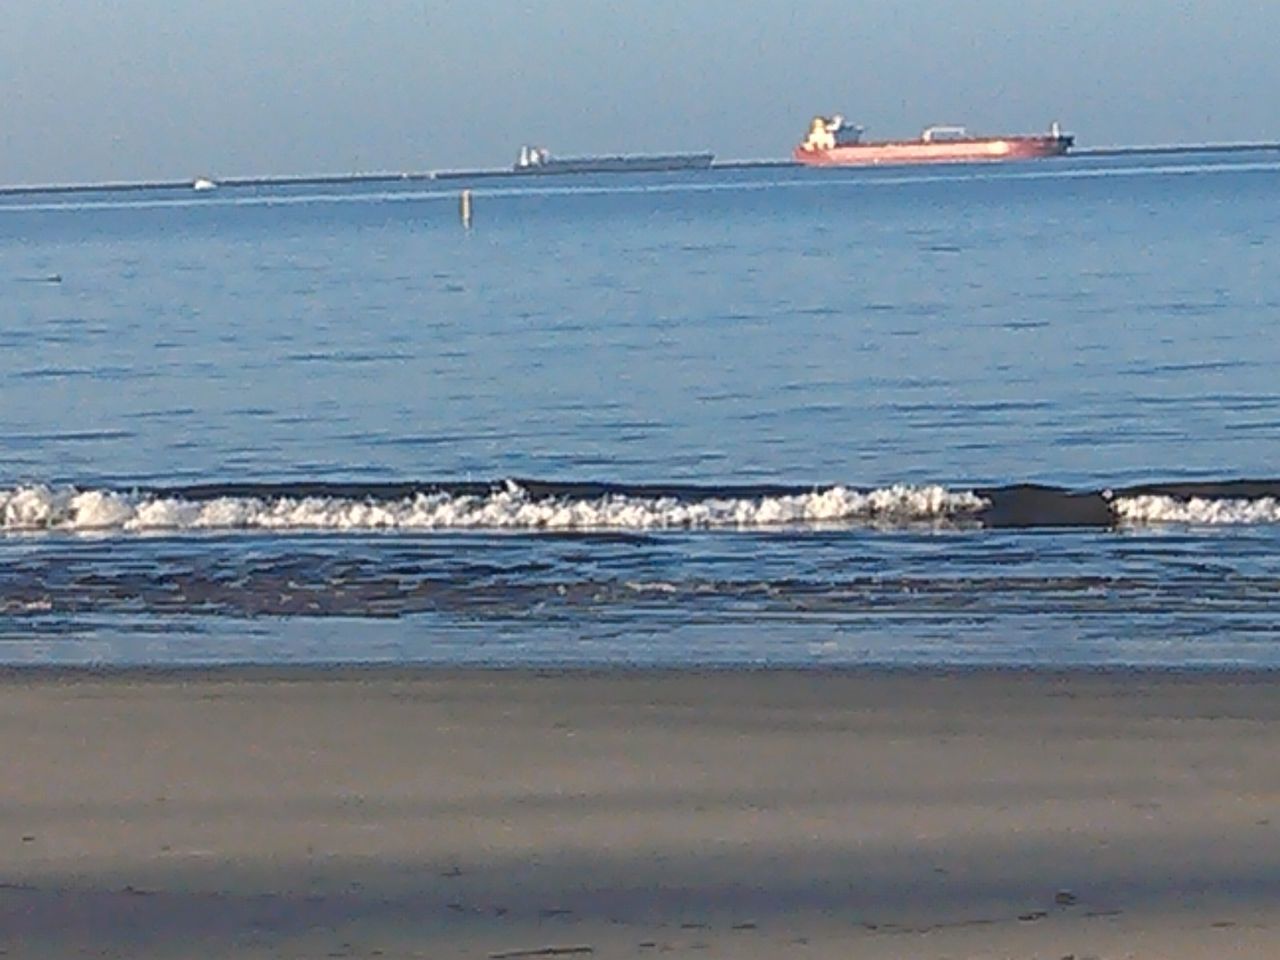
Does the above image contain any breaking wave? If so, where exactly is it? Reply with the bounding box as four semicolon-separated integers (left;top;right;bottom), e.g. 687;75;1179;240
1111;494;1280;525
1;480;983;534
4;478;1280;535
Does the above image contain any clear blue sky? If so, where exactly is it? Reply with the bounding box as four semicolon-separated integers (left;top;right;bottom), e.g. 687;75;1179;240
1;0;1276;184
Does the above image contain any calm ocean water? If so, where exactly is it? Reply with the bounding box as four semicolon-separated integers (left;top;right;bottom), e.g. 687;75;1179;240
3;154;1279;666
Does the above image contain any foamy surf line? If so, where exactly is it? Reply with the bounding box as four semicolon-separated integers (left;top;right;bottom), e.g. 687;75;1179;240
1;481;982;533
3;479;1280;534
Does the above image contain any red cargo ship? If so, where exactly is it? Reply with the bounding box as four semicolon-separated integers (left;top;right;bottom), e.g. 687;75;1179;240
793;116;1073;166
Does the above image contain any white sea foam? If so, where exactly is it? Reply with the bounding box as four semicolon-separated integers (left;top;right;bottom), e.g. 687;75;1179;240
0;598;53;613
1112;495;1280;525
0;482;985;534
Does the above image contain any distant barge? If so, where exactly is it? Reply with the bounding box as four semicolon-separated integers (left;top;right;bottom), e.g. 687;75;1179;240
434;148;714;180
509;144;715;175
794;116;1073;166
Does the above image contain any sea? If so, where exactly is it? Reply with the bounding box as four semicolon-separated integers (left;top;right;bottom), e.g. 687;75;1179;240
3;153;1279;668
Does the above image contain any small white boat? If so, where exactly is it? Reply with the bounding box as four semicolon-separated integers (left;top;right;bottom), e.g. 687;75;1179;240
192;177;218;192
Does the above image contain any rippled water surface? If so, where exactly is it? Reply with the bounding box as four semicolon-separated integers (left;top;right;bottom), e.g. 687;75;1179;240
3;155;1279;665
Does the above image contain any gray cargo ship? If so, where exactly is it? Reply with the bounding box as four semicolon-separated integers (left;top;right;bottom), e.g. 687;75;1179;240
511;144;715;174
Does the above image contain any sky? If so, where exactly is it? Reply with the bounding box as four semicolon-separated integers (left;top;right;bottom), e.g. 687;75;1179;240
1;0;1278;184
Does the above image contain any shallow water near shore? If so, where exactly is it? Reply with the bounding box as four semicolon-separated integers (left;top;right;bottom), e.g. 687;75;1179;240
3;153;1280;666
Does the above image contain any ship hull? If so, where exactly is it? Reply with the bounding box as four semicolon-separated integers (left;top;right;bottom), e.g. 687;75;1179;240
794;136;1072;167
513;153;715;175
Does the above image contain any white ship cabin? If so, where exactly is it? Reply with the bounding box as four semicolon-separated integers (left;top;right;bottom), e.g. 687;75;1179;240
515;145;552;168
801;116;865;150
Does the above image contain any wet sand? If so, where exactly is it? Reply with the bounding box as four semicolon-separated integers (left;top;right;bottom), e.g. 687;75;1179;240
3;667;1280;958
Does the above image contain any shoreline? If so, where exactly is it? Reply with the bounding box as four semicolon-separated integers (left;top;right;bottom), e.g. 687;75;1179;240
5;659;1280;683
5;667;1280;957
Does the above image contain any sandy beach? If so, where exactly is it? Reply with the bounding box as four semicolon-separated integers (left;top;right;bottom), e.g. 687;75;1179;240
3;667;1279;958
